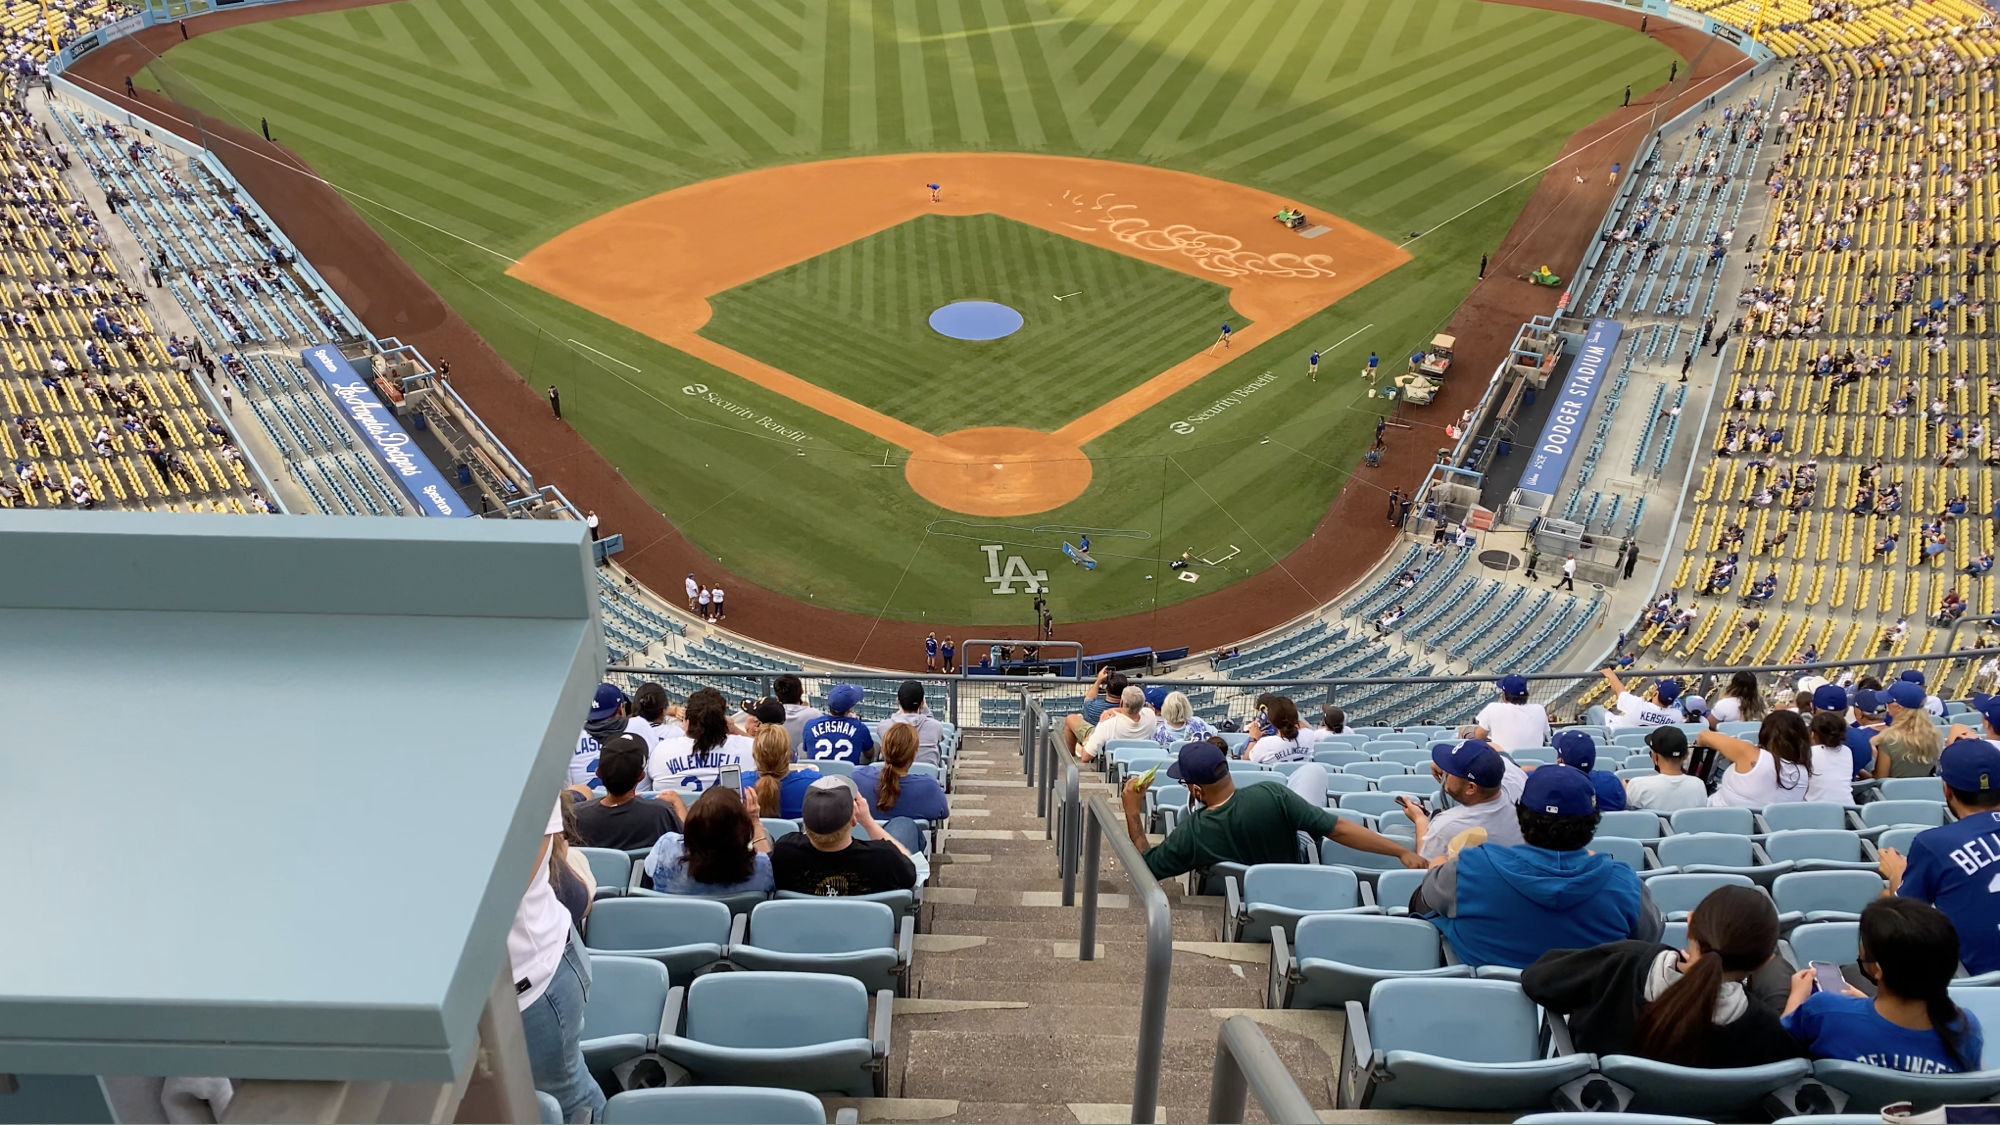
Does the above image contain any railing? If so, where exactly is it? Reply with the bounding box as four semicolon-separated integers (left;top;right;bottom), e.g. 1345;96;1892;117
1078;794;1172;1125
609;642;1999;730
1207;1015;1318;1125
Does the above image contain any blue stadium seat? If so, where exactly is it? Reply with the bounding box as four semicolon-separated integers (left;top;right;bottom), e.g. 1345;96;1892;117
1643;873;1755;919
1650;833;1787;886
1324;774;1374;797
537;1091;563;1124
579;846;637;899
1807;1060;2000;1113
581;955;675;1088
1321;835;1408;877
1782;921;1860;970
1588;835;1653;871
1878;777;1946;803
1596;810;1666;840
1667;807;1756;836
1271;913;1467;1009
1337;792;1407;818
1316;748;1371;768
601;1087;848;1124
1761;829;1875;872
1372;868;1427;914
654;972;888;1097
1771;871;1884;923
1373;778;1438;798
1224;864;1372;942
726;900;913;994
1377;747;1433;768
584;897;730;980
1855;800;1948;832
1576;1056;1815;1119
1759;803;1851;833
1344;761;1411;781
1512;748;1559;766
760;818;800;841
1875;826;1925;855
775;888;916;919
1517;1116;1706;1125
1337;978;1595;1109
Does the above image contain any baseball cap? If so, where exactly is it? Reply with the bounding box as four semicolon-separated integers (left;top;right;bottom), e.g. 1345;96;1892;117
746;696;786;725
1432;738;1506;789
1900;669;1927;687
1143;685;1169;710
1940;739;2000;794
588;682;629;721
1976;697;2000;733
1852;689;1887;717
1812;684;1850;711
1521;766;1597;818
1166;741;1229;785
1552;730;1598;770
801;775;859;833
1645;726;1690;759
1681;695;1708;716
1887;681;1926;710
827;684;865;715
1797;674;1831;695
1497;674;1529;696
1655;678;1683;705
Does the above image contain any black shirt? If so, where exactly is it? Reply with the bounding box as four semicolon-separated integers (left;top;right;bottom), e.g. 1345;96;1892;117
771;835;917;897
573;795;681;852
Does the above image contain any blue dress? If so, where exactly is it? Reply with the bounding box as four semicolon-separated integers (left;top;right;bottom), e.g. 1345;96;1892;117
645;833;774;896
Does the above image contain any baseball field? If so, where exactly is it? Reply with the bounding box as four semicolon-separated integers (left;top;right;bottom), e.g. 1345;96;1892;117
132;0;1674;631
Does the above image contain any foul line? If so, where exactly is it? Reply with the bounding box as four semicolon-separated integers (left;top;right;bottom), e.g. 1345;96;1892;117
1313;321;1374;357
566;338;639;371
1166;453;1318;602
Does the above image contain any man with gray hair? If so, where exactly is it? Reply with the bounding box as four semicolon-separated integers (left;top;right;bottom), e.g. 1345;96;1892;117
1082;685;1158;761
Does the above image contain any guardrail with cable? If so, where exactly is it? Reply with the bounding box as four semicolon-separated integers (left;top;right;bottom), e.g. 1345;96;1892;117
1077;793;1172;1125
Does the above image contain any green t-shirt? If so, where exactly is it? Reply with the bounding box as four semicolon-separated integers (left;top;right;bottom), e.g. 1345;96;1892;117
1141;782;1343;879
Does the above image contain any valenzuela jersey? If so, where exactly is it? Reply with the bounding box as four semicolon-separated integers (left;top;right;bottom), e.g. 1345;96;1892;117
802;713;876;764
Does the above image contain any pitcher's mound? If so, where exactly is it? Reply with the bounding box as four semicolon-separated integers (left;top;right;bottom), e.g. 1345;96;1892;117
905;428;1092;518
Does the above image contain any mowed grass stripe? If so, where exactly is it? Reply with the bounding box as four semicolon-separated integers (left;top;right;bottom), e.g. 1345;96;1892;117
795;1;833;151
1142;0;1281;153
1101;0;1235;151
1018;0;1093;149
171;41;549;233
667;0;801;136
890;0;934;145
969;0;1044;147
700;0;805;85
515;1;648;120
1077;0;1196;112
561;1;711;145
431;0;529;90
932;3;994;146
200;30;592;211
586;3;742;160
844;0;876;149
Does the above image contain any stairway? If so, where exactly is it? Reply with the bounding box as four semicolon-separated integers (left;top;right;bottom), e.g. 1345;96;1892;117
831;732;1350;1124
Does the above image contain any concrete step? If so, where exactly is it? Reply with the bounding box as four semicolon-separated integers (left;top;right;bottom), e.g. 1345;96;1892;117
909;936;1265;984
896;1027;1337;1108
925;911;1223;943
910;978;1266;1008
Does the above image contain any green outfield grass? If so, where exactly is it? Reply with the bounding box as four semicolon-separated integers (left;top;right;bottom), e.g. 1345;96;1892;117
141;0;1674;629
703;214;1244;435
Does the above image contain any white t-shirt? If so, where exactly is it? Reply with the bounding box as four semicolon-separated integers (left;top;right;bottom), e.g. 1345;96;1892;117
1476;701;1551;752
685;577;699;600
1709;696;1749;723
1626;772;1710;811
1605;692;1683;731
1806;744;1855;803
1924;694;1945;718
624;715;684;752
1709;750;1808;807
1246;734;1309;764
1085;709;1159;759
647;734;753;792
506;802;570;1010
1418;795;1525;860
1499;755;1528;804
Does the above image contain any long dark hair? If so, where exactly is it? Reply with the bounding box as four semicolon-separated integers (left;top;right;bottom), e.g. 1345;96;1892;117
1860;898;1976;1072
1263;695;1300;740
1809;710;1849;749
683;787;754;887
876;723;917;811
1724;670;1767;719
1759;710;1813;790
1632;886;1779;1066
684;687;730;764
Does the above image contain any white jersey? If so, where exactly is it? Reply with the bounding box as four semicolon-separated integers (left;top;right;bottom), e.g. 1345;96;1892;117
647;734;753;793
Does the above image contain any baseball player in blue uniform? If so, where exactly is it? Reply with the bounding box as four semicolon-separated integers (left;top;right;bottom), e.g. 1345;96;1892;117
1309;351;1320;381
924;631;939;672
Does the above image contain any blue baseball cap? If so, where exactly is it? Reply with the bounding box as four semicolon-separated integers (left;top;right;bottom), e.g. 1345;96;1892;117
1852;689;1887;716
1813;684;1850;711
1497;674;1529;696
1432;738;1505;789
1144;685;1169;710
1553;729;1598;770
1940;738;2000;794
1655;678;1683;705
1166;741;1229;785
1900;670;1927;687
828;684;865;715
588;682;629;721
1976;698;2000;733
1888;681;1927;710
1521;765;1597;818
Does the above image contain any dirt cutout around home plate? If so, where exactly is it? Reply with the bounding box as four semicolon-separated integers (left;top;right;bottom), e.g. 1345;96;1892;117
509;153;1407;517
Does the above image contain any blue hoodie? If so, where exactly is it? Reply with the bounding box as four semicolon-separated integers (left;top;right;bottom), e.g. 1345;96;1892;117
1425;843;1659;969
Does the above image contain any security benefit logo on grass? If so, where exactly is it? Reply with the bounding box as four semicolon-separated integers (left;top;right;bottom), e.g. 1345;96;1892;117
681;383;812;443
1168;371;1278;435
980;544;1048;594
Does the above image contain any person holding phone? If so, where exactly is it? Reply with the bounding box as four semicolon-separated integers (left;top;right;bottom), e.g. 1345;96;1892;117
647;687;755;793
642;786;773;897
1403;739;1523;863
1782;898;1983;1074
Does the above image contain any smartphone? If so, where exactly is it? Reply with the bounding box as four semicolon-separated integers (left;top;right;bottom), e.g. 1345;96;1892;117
1810;960;1845;994
1132;765;1160;790
718;765;743;793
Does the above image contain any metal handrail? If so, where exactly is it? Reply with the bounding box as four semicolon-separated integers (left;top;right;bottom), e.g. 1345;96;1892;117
1079;794;1171;1124
1207;1015;1318;1125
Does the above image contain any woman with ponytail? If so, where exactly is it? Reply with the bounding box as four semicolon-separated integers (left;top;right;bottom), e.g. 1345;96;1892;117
1784;897;1983;1074
1524;885;1800;1066
749;725;820;820
852;723;950;826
